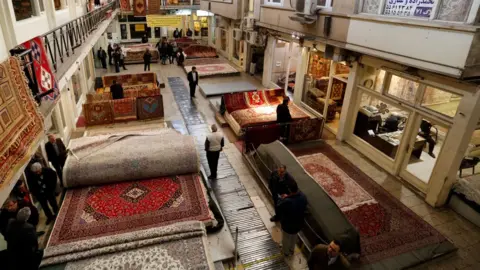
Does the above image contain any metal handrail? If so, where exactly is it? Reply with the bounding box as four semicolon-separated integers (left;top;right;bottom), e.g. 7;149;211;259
40;0;119;73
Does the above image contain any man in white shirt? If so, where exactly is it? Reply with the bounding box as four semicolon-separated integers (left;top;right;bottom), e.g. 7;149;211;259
205;124;224;180
187;66;199;98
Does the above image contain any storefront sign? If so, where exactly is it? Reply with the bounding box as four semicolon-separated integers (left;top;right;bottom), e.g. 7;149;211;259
146;15;183;27
135;24;145;32
384;0;435;18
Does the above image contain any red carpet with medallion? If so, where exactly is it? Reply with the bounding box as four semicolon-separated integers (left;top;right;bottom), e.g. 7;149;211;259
291;144;452;264
48;174;211;247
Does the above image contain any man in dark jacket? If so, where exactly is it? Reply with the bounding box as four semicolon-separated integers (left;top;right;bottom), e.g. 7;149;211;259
97;47;107;68
177;48;185;66
277;96;292;139
45;134;67;186
167;42;174;64
5;207;42;270
110;80;124;100
173;28;180;38
0;198;40;239
143;48;152;71
107;44;113;65
187;66;199;98
278;181;307;256
268;165;296;222
28;163;59;224
141;34;148;43
308;238;350;270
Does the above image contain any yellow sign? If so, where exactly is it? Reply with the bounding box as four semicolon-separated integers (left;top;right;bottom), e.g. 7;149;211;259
134;24;145;32
146;15;182;27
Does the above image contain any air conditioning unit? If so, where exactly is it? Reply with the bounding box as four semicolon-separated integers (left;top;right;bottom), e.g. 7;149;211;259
289;0;319;24
233;28;243;41
246;31;257;45
244;17;255;30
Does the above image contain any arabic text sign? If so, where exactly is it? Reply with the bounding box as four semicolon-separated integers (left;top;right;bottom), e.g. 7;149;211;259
146;15;183;27
384;0;435;18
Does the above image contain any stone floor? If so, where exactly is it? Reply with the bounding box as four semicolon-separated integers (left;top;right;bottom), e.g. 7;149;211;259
30;60;480;269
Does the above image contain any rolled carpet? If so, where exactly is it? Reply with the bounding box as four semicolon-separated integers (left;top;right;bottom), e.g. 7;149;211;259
63;129;198;188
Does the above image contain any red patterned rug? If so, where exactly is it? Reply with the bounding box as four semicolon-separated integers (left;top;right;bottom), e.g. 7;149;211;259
291;144;450;264
48;174;211;247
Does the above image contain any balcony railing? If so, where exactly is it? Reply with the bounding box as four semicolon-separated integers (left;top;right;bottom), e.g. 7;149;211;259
42;0;119;74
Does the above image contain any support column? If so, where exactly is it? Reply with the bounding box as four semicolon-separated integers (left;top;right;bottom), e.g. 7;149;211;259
68;0;77;19
262;37;274;87
426;86;480;206
336;62;360;141
0;0;18;50
45;0;58;30
293;47;309;105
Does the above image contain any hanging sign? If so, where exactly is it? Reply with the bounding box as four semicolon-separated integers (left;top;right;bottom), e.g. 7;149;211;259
146;15;183;27
384;0;435;18
135;24;146;32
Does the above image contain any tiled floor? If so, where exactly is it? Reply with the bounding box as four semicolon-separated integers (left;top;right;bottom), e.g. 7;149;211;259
31;61;480;269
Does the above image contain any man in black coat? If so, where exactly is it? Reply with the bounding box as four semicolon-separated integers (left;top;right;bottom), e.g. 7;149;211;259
5;207;42;270
110;80;124;100
173;28;180;38
268;165;296;222
0;198;40;239
277;97;293;139
107;44;113;65
28;163;59;224
143;48;152;71
45;134;67;186
97;47;107;69
277;181;307;257
187;66;199;98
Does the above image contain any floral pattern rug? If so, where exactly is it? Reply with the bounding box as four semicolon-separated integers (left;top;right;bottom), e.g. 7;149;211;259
47;175;211;248
292;145;449;264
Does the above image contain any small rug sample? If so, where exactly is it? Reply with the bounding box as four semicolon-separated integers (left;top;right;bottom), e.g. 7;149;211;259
292;143;452;265
120;0;131;11
184;63;239;78
83;102;114;126
0;57;44;191
112;97;137;122
288;118;323;144
137;95;164;120
42;221;214;269
184;45;217;59
64;129;198;187
133;0;146;16
47;175;211;248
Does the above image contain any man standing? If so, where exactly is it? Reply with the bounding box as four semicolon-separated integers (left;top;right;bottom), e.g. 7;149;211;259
268;165;295;222
205;124;224;180
141;34;148;43
45;134;67;186
110;80;124;100
119;47;127;70
0;198;40;239
107;44;113;65
97;47;107;69
5;207;42;270
143;48;152;71
113;48;120;73
177;48;185;66
173;28;180;38
28;163;59;225
187;66;199;98
278;181;307;257
276;97;292;139
308;239;350;269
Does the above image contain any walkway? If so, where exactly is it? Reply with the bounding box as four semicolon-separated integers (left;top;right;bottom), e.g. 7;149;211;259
168;76;290;269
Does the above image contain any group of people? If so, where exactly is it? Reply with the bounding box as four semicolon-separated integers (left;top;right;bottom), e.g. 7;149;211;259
96;44;127;73
0;134;66;269
268;166;350;269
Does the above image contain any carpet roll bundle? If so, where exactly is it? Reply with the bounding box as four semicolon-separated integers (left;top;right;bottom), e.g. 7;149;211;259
63;129;198;188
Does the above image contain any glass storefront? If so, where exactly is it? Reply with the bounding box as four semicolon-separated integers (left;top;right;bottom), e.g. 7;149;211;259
301;51;350;133
270;40;300;91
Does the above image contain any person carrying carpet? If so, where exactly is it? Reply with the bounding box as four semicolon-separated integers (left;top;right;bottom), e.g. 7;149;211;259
205;124;224;180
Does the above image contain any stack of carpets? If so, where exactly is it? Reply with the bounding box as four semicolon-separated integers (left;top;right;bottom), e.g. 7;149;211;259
42;221;214;269
184;45;217;59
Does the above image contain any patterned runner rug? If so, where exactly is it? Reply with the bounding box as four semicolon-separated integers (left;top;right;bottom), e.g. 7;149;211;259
47;174;211;248
291;143;451;264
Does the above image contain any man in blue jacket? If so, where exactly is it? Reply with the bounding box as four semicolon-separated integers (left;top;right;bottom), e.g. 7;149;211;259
278;181;307;257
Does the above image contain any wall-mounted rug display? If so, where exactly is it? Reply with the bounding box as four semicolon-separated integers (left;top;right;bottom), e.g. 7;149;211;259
134;0;146;16
0;57;44;192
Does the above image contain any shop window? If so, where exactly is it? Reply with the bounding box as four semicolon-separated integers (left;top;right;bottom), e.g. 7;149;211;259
12;0;36;21
317;0;333;7
130;24;148;39
437;0;473;21
39;0;45;12
220;29;227;52
386;75;419;103
154;27;161;38
271;40;291;88
120;24;128;39
421;86;461;118
358;66;385;92
362;0;380;14
265;0;283;6
353;92;410;160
